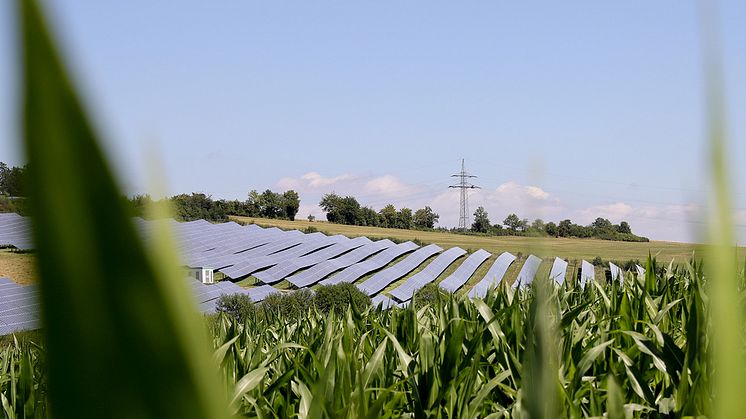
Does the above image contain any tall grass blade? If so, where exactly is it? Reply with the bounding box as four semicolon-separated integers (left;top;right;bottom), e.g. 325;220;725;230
19;0;225;417
698;1;745;417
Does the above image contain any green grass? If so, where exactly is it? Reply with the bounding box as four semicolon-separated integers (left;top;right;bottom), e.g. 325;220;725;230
233;216;743;264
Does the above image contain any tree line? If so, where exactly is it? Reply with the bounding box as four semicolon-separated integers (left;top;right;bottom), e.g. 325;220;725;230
127;189;300;223
316;192;647;242
318;193;439;229
0;162;29;215
469;206;648;242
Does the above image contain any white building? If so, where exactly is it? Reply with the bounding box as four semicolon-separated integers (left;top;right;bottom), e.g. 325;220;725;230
188;267;215;284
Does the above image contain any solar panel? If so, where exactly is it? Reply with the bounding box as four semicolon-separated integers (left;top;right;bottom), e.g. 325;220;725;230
357;244;443;296
512;255;542;289
438;249;491;292
184;227;290;266
286;239;395;288
191;232;307;270
320;241;419;286
548;257;568;285
220;234;347;279
371;294;399;309
0;214;33;250
467;252;516;298
580;260;595;288
388;246;465;302
609;262;623;284
253;236;370;284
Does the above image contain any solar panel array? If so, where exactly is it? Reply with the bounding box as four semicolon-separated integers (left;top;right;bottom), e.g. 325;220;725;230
0;213;33;250
0;279;39;335
0;215;651;334
320;241;419;286
609;262;624;284
548;257;568;285
254;236;371;284
580;260;595;288
438;249;491;292
286;239;395;288
357;244;444;296
513;255;543;289
388;246;466;302
467;252;517;298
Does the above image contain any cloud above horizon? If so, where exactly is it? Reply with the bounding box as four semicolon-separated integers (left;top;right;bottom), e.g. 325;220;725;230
274;171;738;243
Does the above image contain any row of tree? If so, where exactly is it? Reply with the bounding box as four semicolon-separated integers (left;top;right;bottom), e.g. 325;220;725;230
318;193;439;230
0;162;27;197
469;206;648;242
127;189;301;222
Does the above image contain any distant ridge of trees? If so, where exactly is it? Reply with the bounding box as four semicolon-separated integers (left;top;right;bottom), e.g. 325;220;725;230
0;162;29;215
464;206;649;242
317;192;648;243
127;189;300;222
318;193;439;230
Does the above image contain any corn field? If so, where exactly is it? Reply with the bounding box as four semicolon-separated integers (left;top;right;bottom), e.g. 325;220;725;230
209;257;727;417
1;257;743;418
3;257;740;417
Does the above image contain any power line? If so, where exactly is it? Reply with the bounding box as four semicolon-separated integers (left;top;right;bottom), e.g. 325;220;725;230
449;159;480;230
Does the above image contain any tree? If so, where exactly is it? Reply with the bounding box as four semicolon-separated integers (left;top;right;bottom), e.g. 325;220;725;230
259;189;284;219
544;221;558;236
530;218;545;231
281;190;300;221
519;218;529;231
358;206;380;226
617;221;632;234
413;206;439;229
472;206;491;233
557;219;573;237
378;204;398;228
591;217;613;232
320;193;362;225
320;193;343;223
503;213;522;231
307;214;315;222
0;162;27;197
396;208;413;229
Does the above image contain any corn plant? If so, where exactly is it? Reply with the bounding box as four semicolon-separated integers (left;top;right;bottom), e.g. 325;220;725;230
204;257;725;417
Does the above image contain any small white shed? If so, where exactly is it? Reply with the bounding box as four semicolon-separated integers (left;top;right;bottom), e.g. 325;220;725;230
188;267;215;284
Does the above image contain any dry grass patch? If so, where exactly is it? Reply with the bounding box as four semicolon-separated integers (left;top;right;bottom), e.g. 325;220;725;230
0;250;36;284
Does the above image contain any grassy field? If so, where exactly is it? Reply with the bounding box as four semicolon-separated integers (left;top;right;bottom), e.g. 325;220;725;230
0;249;36;284
231;216;740;263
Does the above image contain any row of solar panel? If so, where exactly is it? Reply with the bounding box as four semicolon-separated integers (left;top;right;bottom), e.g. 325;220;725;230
0;213;33;250
0;278;40;336
1;216;650;334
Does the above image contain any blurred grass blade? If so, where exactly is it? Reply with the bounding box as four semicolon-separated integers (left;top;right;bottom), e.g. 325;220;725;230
19;0;225;417
606;375;624;419
698;1;745;417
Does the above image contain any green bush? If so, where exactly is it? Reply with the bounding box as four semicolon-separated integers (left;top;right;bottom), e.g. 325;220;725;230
313;283;370;315
215;293;255;323
258;289;315;321
412;283;451;308
592;256;604;266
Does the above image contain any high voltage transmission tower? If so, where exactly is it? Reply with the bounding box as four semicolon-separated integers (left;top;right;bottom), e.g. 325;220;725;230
449;159;480;231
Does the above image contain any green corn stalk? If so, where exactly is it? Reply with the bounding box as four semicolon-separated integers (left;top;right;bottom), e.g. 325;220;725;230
17;0;226;417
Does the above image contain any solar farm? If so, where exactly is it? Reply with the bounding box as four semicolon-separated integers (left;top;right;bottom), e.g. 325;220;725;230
1;212;646;336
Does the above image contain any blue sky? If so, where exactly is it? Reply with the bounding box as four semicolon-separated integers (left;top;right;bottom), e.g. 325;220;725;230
1;1;745;243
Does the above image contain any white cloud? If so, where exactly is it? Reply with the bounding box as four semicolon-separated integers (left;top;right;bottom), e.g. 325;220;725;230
272;172;740;243
575;202;706;242
277;171;354;190
364;175;421;198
